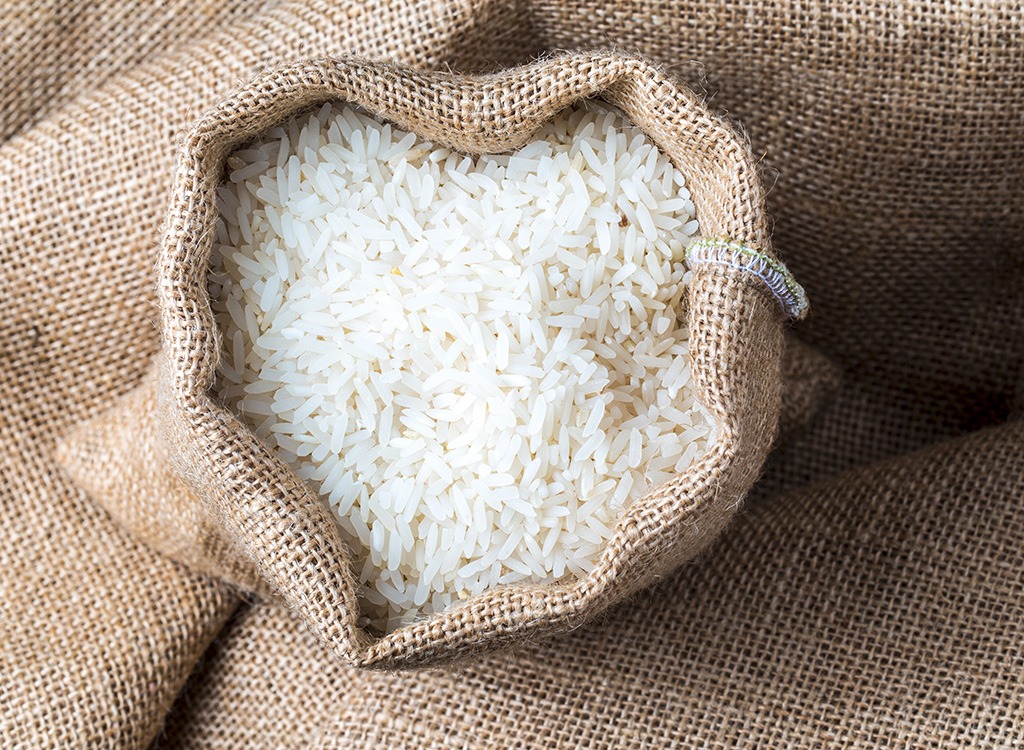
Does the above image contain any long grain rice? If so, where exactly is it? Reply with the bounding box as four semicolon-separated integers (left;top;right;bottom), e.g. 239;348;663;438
211;102;714;630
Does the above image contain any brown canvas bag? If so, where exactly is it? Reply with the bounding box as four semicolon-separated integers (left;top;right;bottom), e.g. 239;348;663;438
96;51;805;667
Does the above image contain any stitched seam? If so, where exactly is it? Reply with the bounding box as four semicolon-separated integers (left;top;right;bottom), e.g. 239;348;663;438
685;239;809;319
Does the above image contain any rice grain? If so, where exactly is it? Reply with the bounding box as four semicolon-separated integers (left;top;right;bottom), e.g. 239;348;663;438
211;103;713;630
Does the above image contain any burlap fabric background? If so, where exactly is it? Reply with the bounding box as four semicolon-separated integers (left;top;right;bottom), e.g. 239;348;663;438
1;0;1021;747
154;421;1024;749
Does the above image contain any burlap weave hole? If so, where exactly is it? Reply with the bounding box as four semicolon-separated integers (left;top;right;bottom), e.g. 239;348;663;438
155;51;791;667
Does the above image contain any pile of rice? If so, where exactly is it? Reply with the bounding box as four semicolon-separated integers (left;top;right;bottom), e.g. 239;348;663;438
210;102;714;630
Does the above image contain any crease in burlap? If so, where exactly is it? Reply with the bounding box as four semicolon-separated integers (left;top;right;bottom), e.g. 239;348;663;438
153;420;1024;749
147;50;801;668
55;363;268;596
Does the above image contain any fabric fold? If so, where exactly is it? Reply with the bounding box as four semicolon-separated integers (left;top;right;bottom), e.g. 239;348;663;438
156;420;1024;748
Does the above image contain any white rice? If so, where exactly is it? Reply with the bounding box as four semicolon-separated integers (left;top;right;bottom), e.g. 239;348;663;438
211;102;714;631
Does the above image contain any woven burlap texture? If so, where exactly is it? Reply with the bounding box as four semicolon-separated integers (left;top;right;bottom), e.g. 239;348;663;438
155;421;1024;749
156;51;786;667
0;0;276;142
55;364;268;595
3;0;1022;746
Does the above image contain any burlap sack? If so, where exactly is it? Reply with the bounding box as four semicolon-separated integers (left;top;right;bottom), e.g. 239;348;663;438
149;51;804;667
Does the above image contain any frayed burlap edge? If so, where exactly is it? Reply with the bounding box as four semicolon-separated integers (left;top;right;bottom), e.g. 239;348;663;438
157;51;787;667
